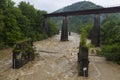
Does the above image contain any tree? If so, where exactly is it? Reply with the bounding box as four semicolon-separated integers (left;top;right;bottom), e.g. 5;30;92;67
3;10;23;45
0;0;58;49
101;18;120;45
18;2;37;40
99;15;120;64
0;0;15;10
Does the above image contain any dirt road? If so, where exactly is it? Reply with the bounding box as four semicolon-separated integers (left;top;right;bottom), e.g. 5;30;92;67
0;33;120;80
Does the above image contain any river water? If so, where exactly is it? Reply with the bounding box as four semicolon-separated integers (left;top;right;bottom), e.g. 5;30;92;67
0;33;120;80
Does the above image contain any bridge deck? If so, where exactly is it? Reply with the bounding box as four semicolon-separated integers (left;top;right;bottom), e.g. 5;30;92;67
45;6;120;17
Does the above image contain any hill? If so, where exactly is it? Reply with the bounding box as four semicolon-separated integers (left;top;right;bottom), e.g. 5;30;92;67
54;1;102;13
52;1;102;33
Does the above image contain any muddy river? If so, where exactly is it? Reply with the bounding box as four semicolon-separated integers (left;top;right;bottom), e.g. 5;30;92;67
0;33;120;80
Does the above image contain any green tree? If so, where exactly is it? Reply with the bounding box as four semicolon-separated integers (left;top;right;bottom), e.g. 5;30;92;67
0;0;58;50
3;10;23;45
101;19;120;45
47;19;58;37
99;15;120;64
0;0;15;10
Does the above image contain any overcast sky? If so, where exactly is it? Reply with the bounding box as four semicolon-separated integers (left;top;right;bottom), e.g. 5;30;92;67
12;0;120;13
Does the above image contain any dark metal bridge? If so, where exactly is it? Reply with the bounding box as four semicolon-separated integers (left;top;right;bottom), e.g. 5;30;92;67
44;6;120;47
45;6;120;17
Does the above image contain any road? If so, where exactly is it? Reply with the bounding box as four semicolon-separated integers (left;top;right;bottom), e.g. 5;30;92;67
0;33;120;80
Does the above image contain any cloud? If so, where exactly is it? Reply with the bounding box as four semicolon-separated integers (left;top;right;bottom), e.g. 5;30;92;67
13;0;82;13
12;0;120;13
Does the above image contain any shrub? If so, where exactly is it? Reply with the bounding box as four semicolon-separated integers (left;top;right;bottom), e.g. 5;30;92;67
99;44;120;64
80;28;88;47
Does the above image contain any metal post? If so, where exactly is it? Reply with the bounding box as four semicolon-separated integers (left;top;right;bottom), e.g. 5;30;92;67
61;16;68;41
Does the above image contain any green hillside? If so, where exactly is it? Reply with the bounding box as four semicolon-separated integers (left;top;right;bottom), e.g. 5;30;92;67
52;1;102;33
54;1;101;12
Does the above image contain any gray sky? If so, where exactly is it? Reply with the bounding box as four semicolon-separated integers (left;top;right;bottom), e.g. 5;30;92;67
13;0;120;13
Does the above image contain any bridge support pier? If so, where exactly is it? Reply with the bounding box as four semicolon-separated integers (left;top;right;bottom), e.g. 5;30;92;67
44;17;52;36
61;16;68;41
78;46;89;77
44;17;49;34
91;14;100;47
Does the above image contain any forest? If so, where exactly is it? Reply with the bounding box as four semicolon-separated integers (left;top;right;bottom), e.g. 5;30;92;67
0;0;58;49
99;14;120;64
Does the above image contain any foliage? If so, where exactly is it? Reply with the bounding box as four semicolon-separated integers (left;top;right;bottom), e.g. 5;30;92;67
101;21;120;45
0;0;58;49
99;15;120;64
24;44;35;61
79;22;94;48
99;44;120;64
80;28;88;46
47;19;59;37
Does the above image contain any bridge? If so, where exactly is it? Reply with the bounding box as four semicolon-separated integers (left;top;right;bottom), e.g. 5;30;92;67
44;6;120;47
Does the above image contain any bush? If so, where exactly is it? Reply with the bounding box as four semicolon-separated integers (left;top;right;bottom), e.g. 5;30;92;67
99;44;120;64
47;19;58;37
80;28;88;47
0;42;5;50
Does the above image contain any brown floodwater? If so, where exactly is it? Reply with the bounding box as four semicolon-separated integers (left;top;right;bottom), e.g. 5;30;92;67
0;33;120;80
